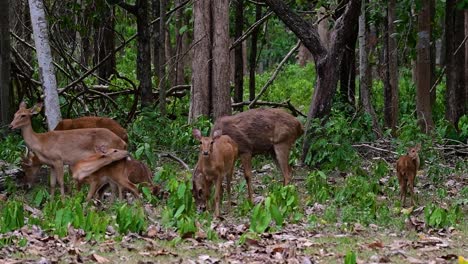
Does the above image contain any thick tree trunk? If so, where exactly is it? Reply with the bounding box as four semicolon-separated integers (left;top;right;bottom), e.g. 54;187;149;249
249;4;262;101
136;0;153;108
28;0;61;130
416;0;434;132
234;0;244;105
0;0;11;126
159;0;167;115
174;0;185;86
95;2;115;83
384;0;398;132
212;0;231;119
358;0;381;137
445;0;464;128
189;0;211;122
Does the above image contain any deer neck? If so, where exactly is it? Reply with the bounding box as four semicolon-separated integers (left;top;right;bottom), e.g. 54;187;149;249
20;122;41;152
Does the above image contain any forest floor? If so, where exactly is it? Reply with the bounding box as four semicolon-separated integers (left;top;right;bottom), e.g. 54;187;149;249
0;158;467;264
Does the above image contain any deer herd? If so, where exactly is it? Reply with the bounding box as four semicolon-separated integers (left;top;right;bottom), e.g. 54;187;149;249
9;102;421;217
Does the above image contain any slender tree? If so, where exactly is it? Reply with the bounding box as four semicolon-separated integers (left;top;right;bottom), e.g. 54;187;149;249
234;0;244;105
416;0;434;132
248;4;262;102
159;0;167;115
0;0;11;126
384;0;398;132
28;0;61;130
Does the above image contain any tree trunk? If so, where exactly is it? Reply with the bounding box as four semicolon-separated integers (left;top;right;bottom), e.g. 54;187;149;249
159;0;167;115
135;0;152;108
189;0;211;122
358;0;381;137
28;0;61;130
95;1;115;83
384;0;398;132
416;0;434;132
248;4;262;101
174;0;185;86
454;7;466;125
429;0;436;107
0;0;11;126
234;0;244;105
465;10;468;115
152;0;160;85
339;27;357;107
212;0;231;119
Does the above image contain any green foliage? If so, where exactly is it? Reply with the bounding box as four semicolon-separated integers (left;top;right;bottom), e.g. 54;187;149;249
161;172;196;235
306;170;331;204
250;185;302;233
424;203;462;228
0;134;24;164
344;251;357;264
115;203;147;234
0;201;25;233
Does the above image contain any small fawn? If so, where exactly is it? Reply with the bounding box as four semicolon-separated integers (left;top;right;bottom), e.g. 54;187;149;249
396;144;421;206
192;128;238;217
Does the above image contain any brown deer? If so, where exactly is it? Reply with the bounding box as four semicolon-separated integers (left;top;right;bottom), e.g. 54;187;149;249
192;129;238;217
9;102;127;197
71;151;153;201
212;108;303;202
396;144;421;206
21;116;128;187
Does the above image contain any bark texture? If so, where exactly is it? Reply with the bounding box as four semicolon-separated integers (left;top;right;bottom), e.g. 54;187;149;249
384;0;398;132
416;0;434;132
159;0;167;115
136;0;153;107
234;0;244;105
249;4;262;101
28;0;62;130
0;0;11;126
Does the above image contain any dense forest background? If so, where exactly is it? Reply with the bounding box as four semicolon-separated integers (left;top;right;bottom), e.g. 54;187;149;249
0;0;467;263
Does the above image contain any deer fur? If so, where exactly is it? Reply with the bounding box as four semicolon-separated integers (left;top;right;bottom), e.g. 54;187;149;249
396;144;421;206
211;108;303;202
192;129;238;217
21;116;127;187
10;102;127;197
71;153;153;201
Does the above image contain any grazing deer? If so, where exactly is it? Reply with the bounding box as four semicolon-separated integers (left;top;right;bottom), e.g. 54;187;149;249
396;144;421;206
21;116;127;187
71;150;153;201
192;129;238;217
212;108;303;202
9;102;127;197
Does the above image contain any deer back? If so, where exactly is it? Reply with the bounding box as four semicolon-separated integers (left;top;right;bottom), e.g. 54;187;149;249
212;108;303;155
55;116;128;143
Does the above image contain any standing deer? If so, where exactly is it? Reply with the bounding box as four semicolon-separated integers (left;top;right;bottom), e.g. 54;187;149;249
9;102;127;197
212;108;303;202
21;116;128;187
192;129;238;217
396;144;421;206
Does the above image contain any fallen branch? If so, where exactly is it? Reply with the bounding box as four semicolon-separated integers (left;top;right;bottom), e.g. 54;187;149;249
352;143;398;156
248;41;301;108
159;153;190;171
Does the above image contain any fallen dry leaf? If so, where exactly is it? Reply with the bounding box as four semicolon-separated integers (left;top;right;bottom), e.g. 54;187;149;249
91;253;110;263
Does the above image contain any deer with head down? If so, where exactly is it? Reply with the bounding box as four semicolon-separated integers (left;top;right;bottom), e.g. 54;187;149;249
71;147;154;201
212;108;303;202
192;129;238;217
21;116;128;188
9;102;127;197
396;144;421;206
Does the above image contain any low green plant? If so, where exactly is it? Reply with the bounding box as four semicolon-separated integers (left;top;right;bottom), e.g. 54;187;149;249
0;201;25;233
306;170;331;204
424;203;462;228
345;251;357;264
115;203;147;234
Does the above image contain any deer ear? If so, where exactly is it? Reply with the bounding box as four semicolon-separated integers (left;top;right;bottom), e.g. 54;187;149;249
30;103;43;115
212;129;222;140
95;145;108;154
19;101;27;109
193;129;202;140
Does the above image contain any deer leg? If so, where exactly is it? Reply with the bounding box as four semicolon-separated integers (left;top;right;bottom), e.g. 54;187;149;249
214;176;223;217
51;162;65;197
408;173;416;206
112;175;140;200
86;180;100;201
240;153;254;203
398;175;407;206
226;168;233;213
273;143;292;185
